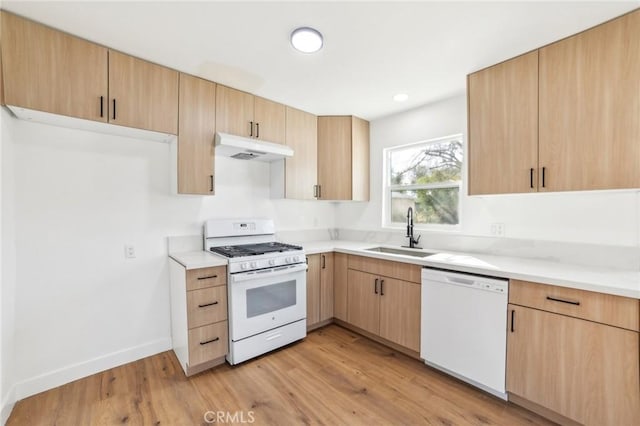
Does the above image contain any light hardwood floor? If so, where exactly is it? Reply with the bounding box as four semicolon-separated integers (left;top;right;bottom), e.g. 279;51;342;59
8;325;552;425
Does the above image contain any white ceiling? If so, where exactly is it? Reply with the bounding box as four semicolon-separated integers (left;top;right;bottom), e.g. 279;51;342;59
3;1;639;120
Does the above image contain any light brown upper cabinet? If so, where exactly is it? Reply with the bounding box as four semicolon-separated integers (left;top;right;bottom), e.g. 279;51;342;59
1;12;179;134
1;12;108;122
283;106;318;199
215;85;286;144
538;9;640;192
317;116;370;201
108;51;179;134
468;52;538;195
468;9;640;194
177;74;216;195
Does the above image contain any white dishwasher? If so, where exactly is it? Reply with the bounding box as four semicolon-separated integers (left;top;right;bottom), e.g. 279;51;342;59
421;268;508;400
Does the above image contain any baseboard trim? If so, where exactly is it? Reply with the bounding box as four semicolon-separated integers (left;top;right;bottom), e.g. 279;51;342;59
14;337;171;402
1;385;17;425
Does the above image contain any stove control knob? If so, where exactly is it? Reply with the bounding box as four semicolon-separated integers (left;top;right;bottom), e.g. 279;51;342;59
285;257;292;263
250;261;257;269
293;255;300;263
268;259;276;266
240;263;248;270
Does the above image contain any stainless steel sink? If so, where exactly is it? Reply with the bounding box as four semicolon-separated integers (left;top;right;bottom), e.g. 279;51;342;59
364;246;436;258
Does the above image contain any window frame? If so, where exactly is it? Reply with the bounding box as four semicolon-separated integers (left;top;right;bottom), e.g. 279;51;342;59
382;134;463;231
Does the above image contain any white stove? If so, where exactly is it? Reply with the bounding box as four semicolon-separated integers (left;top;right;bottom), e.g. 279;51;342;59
204;218;307;365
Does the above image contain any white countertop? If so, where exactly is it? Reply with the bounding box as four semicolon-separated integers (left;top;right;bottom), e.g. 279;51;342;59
169;251;227;270
302;240;640;299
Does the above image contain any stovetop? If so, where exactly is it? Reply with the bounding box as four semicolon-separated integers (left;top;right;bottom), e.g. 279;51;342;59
209;241;303;258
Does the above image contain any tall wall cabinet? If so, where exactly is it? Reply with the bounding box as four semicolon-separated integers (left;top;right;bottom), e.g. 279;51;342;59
468;9;640;194
177;74;216;195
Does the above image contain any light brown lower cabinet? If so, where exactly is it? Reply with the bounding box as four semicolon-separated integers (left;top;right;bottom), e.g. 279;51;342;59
169;261;228;376
507;303;640;425
347;268;420;352
333;253;349;321
306;252;334;330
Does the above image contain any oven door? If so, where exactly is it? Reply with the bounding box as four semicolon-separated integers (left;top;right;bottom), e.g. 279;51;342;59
228;263;307;342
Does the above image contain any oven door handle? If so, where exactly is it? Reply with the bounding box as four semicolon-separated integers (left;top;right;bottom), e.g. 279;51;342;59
230;263;308;283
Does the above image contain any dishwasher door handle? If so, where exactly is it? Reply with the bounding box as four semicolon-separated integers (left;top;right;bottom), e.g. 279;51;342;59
446;277;476;286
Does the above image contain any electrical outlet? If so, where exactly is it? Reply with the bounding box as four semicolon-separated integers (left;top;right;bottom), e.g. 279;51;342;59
490;223;505;237
124;244;136;259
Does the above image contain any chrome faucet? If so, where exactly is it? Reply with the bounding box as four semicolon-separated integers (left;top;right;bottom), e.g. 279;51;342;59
404;207;422;249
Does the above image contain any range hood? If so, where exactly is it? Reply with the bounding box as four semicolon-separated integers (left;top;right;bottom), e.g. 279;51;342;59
215;132;293;162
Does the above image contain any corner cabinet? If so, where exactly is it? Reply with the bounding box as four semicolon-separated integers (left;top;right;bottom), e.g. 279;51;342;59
169;261;229;376
177;74;216;195
317;116;370;201
468;51;538;195
1;11;179;134
215;85;286;144
506;280;640;425
468;8;640;194
306;252;334;330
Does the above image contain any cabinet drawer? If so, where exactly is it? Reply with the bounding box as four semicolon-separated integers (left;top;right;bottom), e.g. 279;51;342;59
348;255;421;283
187;286;227;329
186;266;226;291
188;321;228;366
510;280;639;331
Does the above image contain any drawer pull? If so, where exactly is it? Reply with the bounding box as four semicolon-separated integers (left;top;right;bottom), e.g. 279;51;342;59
200;337;220;345
511;309;515;332
374;278;379;294
380;279;385;296
198;301;219;308
546;296;580;306
197;275;218;280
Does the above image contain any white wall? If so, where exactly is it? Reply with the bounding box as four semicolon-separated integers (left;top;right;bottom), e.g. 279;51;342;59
1;109;335;403
336;94;640;248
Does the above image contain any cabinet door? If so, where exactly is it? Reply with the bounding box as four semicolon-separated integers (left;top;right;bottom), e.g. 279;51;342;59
177;74;216;195
317;116;352;200
306;254;321;327
378;278;421;351
1;12;108;122
254;96;286;144
468;51;538;195
108;51;179;134
347;269;379;335
539;10;640;191
215;85;254;138
284;107;318;199
319;253;334;321
333;253;349;321
507;304;640;425
351;117;370;201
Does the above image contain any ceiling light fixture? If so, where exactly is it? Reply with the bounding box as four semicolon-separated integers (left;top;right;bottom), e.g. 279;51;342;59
393;93;409;102
290;27;323;53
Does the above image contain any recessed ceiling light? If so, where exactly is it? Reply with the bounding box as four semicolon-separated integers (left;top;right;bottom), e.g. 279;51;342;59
290;27;323;53
393;93;409;102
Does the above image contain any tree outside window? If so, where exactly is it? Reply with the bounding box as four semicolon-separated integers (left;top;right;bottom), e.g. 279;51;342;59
386;135;463;226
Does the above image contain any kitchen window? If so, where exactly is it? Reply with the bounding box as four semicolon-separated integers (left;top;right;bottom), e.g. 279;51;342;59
384;134;463;228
